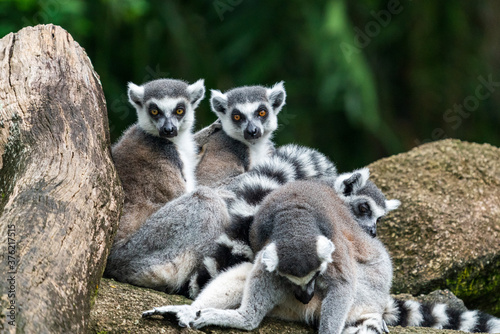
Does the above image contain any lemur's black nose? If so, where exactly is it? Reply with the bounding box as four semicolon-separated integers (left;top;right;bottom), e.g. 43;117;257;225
161;125;177;138
244;123;261;140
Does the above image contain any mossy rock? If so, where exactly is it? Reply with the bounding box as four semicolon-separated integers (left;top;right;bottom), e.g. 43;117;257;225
369;139;500;316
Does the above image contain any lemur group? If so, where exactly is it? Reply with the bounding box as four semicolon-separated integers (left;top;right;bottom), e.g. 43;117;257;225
104;79;500;334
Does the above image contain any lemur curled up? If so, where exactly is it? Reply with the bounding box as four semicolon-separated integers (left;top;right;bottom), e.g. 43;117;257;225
109;78;205;250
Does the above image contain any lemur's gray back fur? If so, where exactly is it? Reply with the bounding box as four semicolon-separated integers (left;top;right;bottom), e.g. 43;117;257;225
195;82;286;187
108;78;204;252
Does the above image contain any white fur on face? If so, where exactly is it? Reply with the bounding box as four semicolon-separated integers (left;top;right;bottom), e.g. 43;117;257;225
282;270;318;287
153;97;194;129
218;101;277;146
136;96;194;138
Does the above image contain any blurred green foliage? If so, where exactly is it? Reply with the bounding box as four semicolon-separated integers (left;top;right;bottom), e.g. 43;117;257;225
1;0;499;173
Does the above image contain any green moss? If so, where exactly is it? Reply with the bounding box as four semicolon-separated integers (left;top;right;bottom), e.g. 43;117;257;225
444;256;500;316
90;282;100;309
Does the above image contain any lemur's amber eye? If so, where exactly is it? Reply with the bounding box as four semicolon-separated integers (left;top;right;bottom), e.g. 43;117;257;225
258;110;267;117
150;109;159;116
176;108;184;115
233;114;241;121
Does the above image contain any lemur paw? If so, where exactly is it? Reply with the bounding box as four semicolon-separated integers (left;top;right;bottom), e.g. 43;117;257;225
174;306;199;328
190;308;219;329
142;305;200;328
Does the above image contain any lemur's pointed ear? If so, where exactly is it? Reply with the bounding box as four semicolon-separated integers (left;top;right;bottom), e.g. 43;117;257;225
210;89;228;116
266;81;286;114
128;82;144;108
187;79;205;109
261;243;279;272
316;235;335;263
334;168;370;196
385;199;401;212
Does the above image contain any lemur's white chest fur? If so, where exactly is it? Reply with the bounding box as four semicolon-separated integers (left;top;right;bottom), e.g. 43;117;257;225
247;135;272;168
171;130;197;193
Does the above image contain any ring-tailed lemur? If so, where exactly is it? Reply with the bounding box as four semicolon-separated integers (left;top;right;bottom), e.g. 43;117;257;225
188;166;400;298
104;144;337;294
106;78;205;252
143;179;393;333
144;182;500;334
195;82;286;187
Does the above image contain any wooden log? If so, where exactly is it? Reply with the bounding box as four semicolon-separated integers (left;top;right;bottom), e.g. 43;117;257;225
0;25;123;333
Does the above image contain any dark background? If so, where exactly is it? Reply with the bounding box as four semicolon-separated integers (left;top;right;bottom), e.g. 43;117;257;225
1;0;499;172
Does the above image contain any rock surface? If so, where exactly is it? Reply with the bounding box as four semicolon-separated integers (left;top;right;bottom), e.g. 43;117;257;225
89;278;470;334
369;139;500;316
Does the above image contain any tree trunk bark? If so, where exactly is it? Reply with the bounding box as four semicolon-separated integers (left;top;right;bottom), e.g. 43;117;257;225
0;25;123;333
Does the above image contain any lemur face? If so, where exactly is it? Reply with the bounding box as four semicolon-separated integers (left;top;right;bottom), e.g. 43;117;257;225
348;196;386;237
261;236;334;304
334;168;400;237
127;79;205;140
210;82;286;145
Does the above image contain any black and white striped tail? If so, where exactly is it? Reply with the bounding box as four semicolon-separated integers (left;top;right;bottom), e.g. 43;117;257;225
187;144;338;298
385;298;500;333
